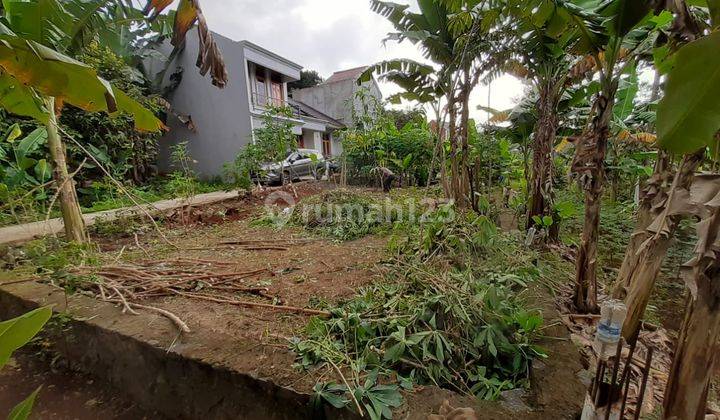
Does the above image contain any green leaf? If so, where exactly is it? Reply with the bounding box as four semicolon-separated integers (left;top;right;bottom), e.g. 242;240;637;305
0;183;9;200
0;72;48;123
384;341;405;362
612;0;652;37
4;123;22;143
534;0;555;27
0;25;164;132
487;333;497;357
34;159;51;182
614;64;638;121
16;127;47;160
7;386;41;420
657;32;720;154
709;0;720;28
0;306;52;369
542;215;554;227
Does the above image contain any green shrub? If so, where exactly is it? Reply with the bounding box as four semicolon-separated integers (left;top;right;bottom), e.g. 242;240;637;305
293;254;546;402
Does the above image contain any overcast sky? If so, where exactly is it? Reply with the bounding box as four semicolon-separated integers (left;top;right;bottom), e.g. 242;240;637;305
199;0;526;122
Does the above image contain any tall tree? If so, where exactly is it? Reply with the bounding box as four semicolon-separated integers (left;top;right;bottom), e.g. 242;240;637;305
288;70;323;92
614;0;708;344
496;0;580;237
564;0;661;313
365;0;498;209
646;2;720;415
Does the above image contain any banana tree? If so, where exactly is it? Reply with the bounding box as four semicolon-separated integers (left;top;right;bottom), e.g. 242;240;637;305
613;2;713;348
0;0;226;242
640;2;720;416
366;0;499;209
495;0;583;238
561;0;665;313
358;58;449;190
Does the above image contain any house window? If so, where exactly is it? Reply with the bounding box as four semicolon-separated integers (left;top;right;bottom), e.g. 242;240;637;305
270;74;283;106
322;134;331;157
297;134;304;148
255;74;267;106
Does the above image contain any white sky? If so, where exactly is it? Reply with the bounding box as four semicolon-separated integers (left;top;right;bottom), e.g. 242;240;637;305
198;0;527;122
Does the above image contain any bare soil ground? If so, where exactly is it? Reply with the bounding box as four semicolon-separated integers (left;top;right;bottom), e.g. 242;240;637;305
85;182;390;395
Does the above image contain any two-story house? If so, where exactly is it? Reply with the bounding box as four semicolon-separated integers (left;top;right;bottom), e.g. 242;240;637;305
156;31;344;178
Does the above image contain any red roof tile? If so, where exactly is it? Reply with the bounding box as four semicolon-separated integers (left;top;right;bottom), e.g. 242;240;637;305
324;66;369;84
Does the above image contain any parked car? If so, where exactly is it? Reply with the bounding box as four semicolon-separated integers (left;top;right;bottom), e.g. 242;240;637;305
253;149;338;185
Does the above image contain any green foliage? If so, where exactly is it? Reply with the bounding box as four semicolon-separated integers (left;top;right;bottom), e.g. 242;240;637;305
293;238;545;409
0;125;51;201
341;93;434;186
225;106;297;189
288;69;323;91
396;202;497;262
0;305;51;420
0;306;52;369
23;237;99;274
7;386;41;420
311;372;403;420
61;42;162;185
0;13;163;131
291;190;404;241
167;141;198;200
657;31;720;154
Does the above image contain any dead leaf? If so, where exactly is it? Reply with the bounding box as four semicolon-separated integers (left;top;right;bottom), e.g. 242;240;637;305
143;0;228;88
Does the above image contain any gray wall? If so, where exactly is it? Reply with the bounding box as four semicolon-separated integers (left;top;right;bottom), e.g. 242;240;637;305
292;79;382;127
158;31;253;179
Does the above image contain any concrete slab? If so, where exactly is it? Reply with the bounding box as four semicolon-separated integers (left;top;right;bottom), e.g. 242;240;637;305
0;189;243;246
0;280;357;420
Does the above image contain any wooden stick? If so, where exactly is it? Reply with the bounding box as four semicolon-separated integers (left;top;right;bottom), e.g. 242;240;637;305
127;302;191;333
174;291;330;317
328;359;364;417
103;298;190;333
110;286;139;315
235;245;289;251
219;239;317;245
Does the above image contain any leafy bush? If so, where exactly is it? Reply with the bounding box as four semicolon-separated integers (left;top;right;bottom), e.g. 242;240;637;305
61;42;162;185
291;190;402;240
224;106;297;189
292;254;546;407
392;202;497;263
340;92;433;187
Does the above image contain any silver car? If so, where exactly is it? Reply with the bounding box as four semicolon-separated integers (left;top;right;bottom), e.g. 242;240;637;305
257;149;330;184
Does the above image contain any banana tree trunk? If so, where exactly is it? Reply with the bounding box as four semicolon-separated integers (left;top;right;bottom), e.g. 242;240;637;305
612;152;671;299
618;150;704;344
45;97;87;243
448;95;459;202
527;83;559;235
456;78;472;209
663;210;720;419
572;92;614;313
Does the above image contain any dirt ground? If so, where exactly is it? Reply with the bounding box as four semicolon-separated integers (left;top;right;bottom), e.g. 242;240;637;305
0;350;163;419
1;181;589;418
84;182;389;395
